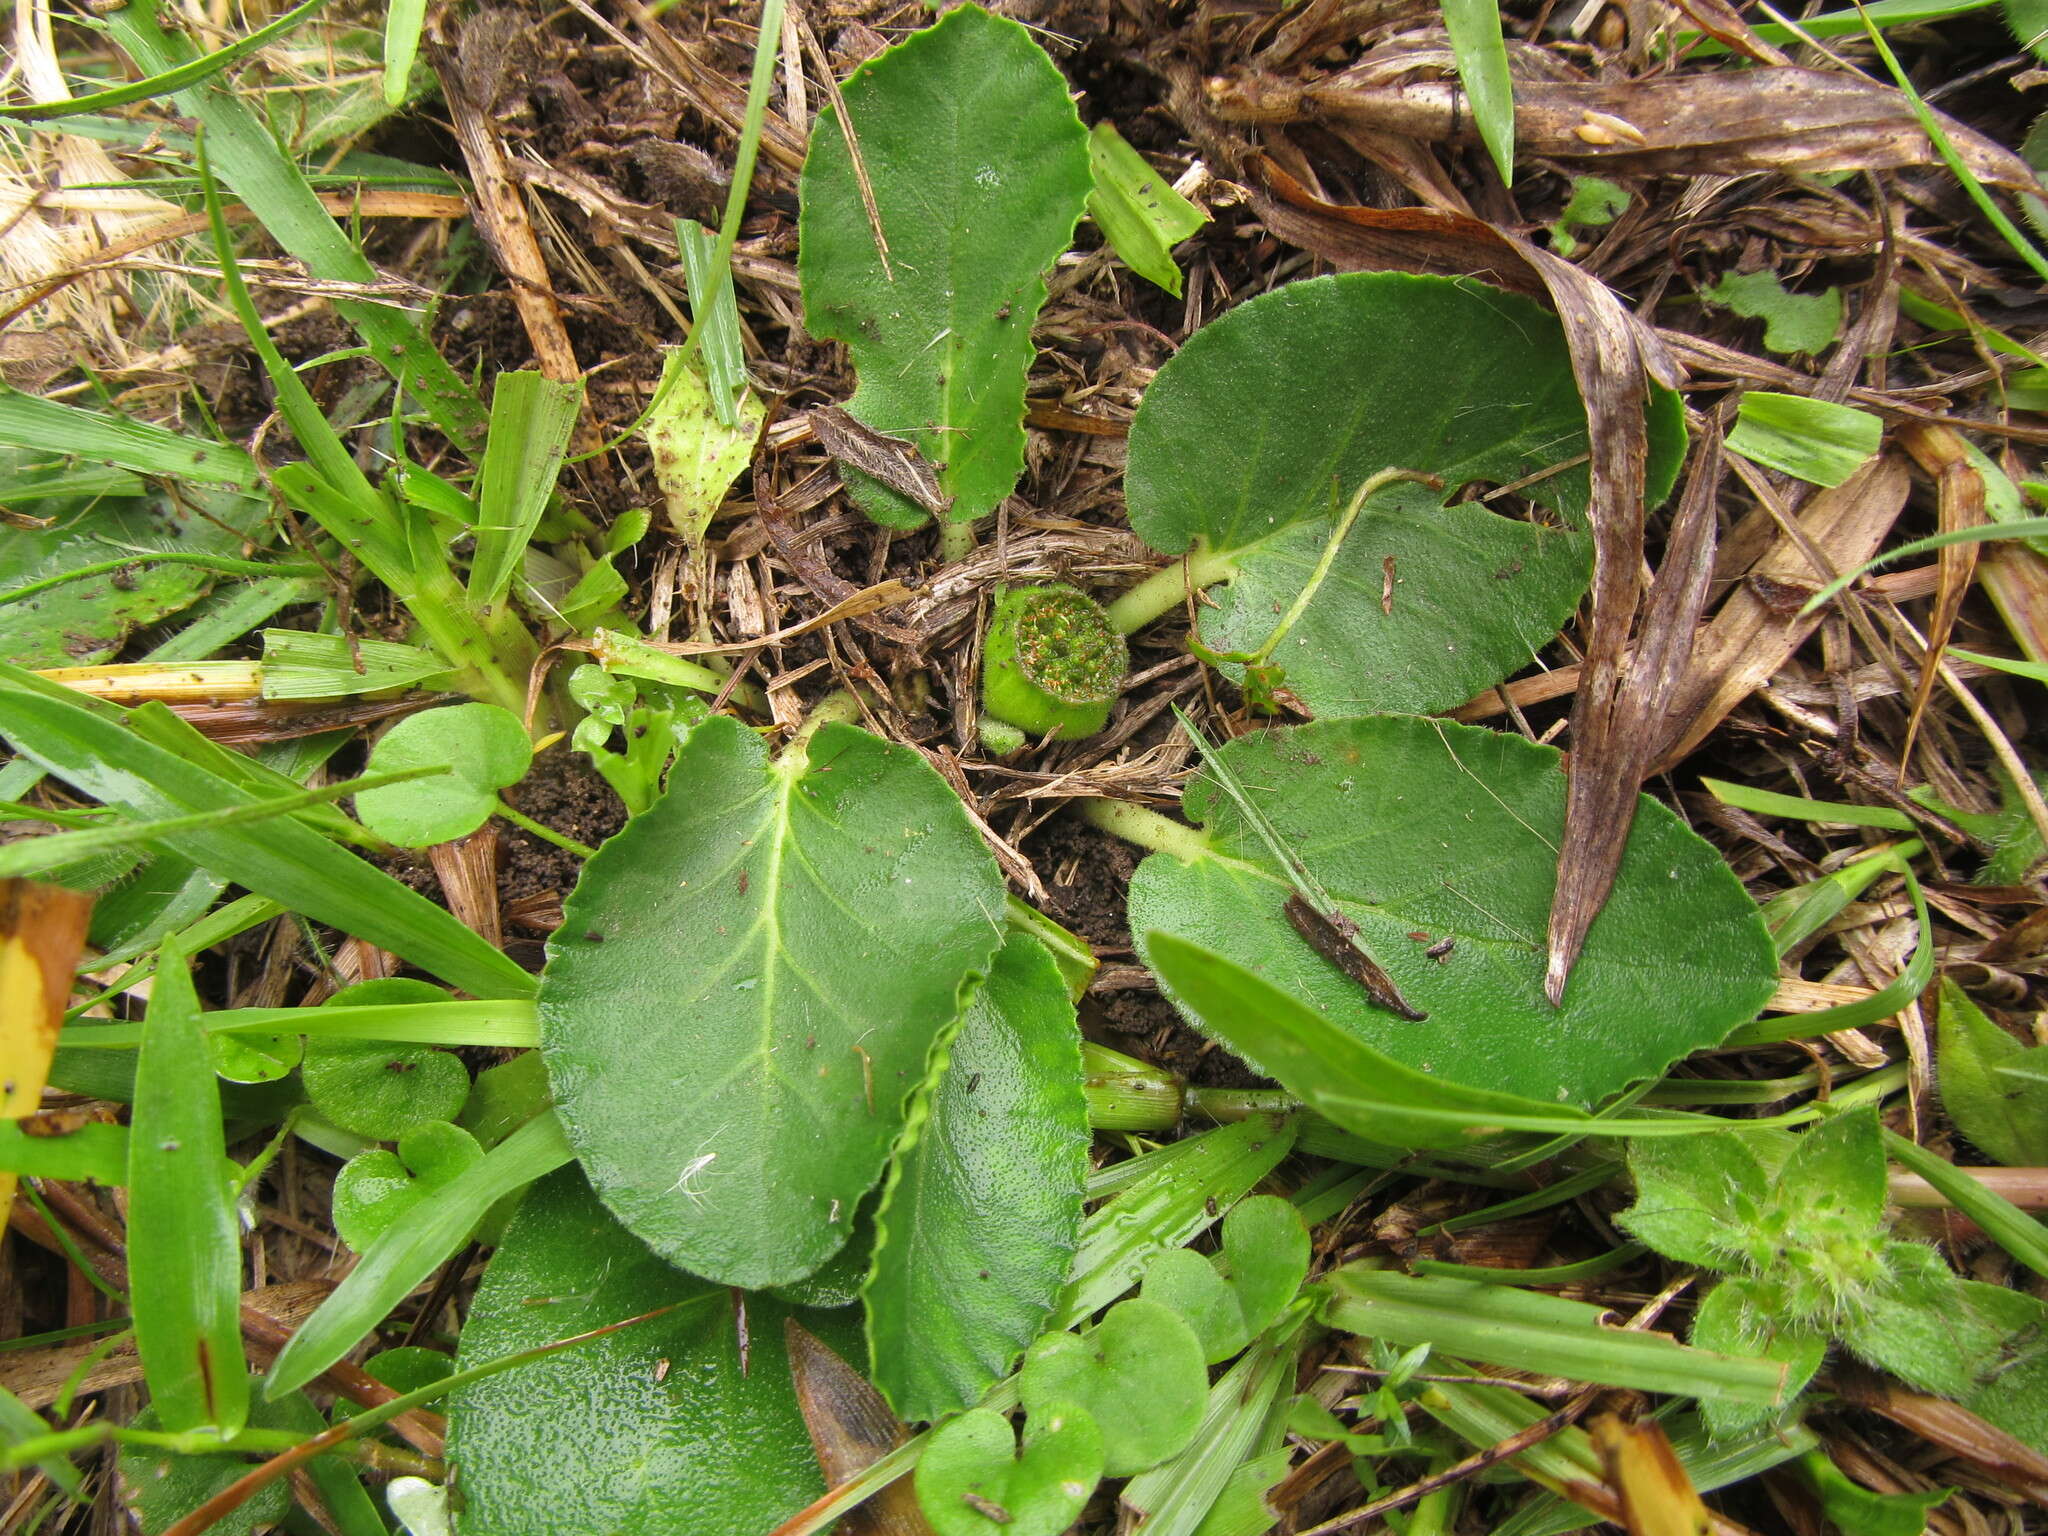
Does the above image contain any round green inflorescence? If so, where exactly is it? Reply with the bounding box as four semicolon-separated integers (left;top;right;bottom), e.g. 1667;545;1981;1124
982;584;1129;739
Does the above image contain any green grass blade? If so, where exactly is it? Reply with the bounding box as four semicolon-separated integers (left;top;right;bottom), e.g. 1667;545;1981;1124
0;1119;128;1183
1885;1129;2048;1278
196;135;378;506
0;765;441;881
1441;0;1516;182
0;667;534;1000
1701;777;1916;830
1321;1268;1790;1405
265;1110;574;1397
382;0;429;106
0;389;255;489
97;0;486;450
61;999;538;1051
467;371;585;608
0;1387;84;1499
128;937;250;1435
1803;517;2048;611
0;0;332;122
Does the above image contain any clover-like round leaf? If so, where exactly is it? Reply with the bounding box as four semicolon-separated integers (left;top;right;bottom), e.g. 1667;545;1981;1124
1130;717;1777;1108
915;1404;1104;1536
331;1121;483;1251
1017;1299;1207;1476
864;932;1091;1422
448;1168;861;1536
540;715;1006;1288
209;1028;299;1084
354;703;532;847
1147;1194;1309;1362
120;1380;321;1536
1123;272;1684;713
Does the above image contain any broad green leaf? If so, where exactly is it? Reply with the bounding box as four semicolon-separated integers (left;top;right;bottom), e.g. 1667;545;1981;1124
0;668;533;1000
1690;1279;1826;1438
1122;1326;1302;1536
447;1168;859;1536
333;1121;483;1251
1192;479;1591;717
1019;1298;1208;1475
1726;391;1882;486
1782;1107;1887;1233
916;1403;1104;1536
266;1110;574;1396
643;349;765;547
540;715;1005;1287
467;372;584;609
1128;273;1683;556
1703;269;1844;356
354;704;533;848
1939;979;2048;1164
1122;274;1683;711
1619;1133;1769;1270
1128;717;1777;1108
799;5;1093;528
0;476;268;668
128;938;249;1434
864;932;1091;1422
1087;122;1207;296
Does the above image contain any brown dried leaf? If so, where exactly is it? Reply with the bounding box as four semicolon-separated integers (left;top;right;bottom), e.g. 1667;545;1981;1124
1897;423;1988;764
1218;57;2042;190
786;1319;933;1536
809;407;950;519
1835;1365;2048;1506
1653;456;1911;772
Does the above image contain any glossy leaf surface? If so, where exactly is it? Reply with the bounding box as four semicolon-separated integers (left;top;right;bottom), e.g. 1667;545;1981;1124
917;1404;1103;1536
128;940;248;1434
1129;717;1776;1107
799;5;1092;528
864;933;1090;1422
448;1169;859;1536
541;716;1005;1287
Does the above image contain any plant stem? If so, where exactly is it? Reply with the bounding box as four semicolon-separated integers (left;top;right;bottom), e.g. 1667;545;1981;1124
938;518;979;564
1103;541;1241;635
785;687;867;758
1079;796;1210;862
1248;467;1434;666
493;798;598;860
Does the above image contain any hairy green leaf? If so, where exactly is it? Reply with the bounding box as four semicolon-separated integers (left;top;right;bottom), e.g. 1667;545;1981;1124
1703;269;1844;356
1938;979;2048;1164
799;5;1093;528
864;932;1090;1422
541;715;1005;1287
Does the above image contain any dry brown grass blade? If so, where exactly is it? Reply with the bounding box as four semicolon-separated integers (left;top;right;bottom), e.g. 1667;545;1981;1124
1218;60;2042;190
1896;424;1986;769
785;1319;932;1536
809;406;948;517
1663;0;1793;64
428;18;585;395
1653;456;1912;772
1834;1366;2048;1505
1981;538;2048;664
1590;1414;1713;1536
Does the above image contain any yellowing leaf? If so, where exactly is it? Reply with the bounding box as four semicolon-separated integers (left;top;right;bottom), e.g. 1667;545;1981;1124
0;879;93;1213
